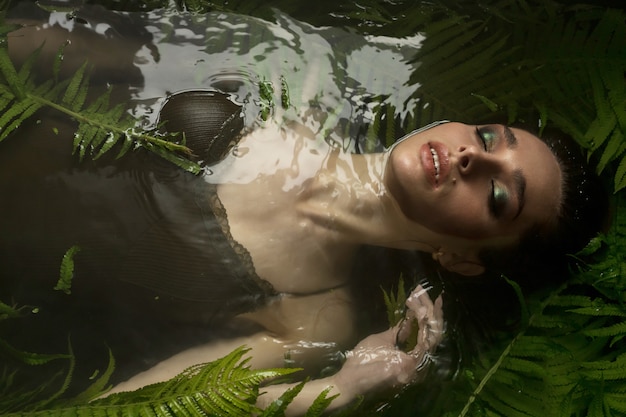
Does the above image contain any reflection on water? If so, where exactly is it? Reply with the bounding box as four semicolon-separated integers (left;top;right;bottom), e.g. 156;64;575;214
97;5;424;147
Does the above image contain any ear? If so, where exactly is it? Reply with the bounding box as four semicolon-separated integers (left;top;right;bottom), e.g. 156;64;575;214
436;251;485;276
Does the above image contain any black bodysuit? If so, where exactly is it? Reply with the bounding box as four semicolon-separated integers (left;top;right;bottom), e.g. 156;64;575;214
0;91;276;383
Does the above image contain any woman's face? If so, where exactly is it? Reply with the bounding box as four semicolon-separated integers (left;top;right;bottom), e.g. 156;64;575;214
385;122;562;246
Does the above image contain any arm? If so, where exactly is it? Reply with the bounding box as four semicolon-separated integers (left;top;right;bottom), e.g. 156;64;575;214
106;287;358;396
256;285;444;415
105;331;296;395
106;286;443;416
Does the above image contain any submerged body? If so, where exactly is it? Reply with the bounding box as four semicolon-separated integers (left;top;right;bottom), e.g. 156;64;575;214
0;105;360;375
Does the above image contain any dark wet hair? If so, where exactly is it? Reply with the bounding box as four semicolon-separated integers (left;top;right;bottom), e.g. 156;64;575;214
479;127;609;279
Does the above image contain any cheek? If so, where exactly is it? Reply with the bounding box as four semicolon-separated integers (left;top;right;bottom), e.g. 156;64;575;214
421;188;491;238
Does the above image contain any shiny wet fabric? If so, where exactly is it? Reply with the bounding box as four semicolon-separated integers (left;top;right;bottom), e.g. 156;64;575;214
0;92;275;384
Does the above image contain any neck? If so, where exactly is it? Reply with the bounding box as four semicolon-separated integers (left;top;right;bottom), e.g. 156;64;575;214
298;150;437;253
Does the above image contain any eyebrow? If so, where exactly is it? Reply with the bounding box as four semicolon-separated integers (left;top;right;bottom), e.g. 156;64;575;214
502;126;525;219
513;169;526;220
503;126;518;148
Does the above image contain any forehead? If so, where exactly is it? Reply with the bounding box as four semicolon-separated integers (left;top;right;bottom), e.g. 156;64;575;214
505;127;562;235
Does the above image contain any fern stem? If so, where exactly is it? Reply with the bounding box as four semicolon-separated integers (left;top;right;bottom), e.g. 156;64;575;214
30;94;193;154
456;280;571;417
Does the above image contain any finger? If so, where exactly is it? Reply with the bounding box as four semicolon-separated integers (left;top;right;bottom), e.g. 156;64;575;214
405;285;430;307
396;317;412;344
405;285;435;317
432;295;444;329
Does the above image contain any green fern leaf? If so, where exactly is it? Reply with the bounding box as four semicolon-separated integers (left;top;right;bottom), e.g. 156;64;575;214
605;391;626;414
382;275;406;327
72;125;99;161
0;339;71;366
258;381;306;417
0;300;21;320
501;357;547;379
576;235;606;257
614;155;626;192
61;62;88;110
509;336;567;360
586;393;604;417
66;349;115;405
26;342;76;412
596;128;625;175
0;46;24;99
93;132;120;160
16;43;44;86
0;41;200;173
54;245;81;295
83;87;112;113
304;387;338;417
580;353;626;381
92;346;299;417
82;126;110;158
471;93;499;112
145;142;202;175
583;320;626;338
547;295;593;308
116;131;136;159
479;389;537;417
52;41;70;82
569;304;626;318
0;98;43;142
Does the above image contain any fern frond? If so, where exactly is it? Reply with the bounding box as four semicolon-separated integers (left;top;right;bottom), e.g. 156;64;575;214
0;37;202;173
258;381;306;417
0;45;23;98
0;84;44;142
382;275;407;327
548;295;594;308
80;346;300;417
580;353;626;381
570;304;626;318
0;301;21;320
61;62;89;111
304;387;338;417
508;336;568;360
605;390;626;414
0;339;71;366
584;320;626;338
3;347;302;416
26;342;77;412
65;349;116;405
54;245;81;295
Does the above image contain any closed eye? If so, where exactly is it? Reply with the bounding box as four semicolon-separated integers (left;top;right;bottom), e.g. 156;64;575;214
476;127;487;150
476;126;497;152
489;180;509;219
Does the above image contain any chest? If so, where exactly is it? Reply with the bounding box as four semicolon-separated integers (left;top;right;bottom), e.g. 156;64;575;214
216;179;355;294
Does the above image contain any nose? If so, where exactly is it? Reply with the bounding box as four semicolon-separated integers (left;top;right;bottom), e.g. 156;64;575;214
457;145;499;176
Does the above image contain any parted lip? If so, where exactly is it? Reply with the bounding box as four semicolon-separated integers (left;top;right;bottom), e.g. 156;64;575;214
420;141;450;188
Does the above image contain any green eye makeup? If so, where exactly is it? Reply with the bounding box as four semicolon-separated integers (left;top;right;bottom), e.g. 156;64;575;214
476;126;497;151
489;180;509;218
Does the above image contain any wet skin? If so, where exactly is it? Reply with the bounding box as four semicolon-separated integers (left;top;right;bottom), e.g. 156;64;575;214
385;122;562;245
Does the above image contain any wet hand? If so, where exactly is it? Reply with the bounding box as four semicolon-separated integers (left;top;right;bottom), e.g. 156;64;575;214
333;285;444;397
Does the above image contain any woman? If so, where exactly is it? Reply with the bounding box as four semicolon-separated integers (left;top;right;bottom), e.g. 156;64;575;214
94;89;602;413
0;10;605;416
0;103;603;414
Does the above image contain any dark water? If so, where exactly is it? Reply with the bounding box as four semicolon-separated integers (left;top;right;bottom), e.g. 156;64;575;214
2;0;611;415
